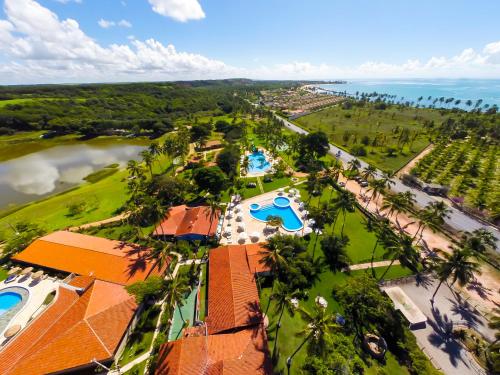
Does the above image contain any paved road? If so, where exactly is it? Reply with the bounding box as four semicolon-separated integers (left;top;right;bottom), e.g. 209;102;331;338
389;278;492;375
276;114;500;247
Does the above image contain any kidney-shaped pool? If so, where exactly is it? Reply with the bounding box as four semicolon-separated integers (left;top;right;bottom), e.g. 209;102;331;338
249;196;303;231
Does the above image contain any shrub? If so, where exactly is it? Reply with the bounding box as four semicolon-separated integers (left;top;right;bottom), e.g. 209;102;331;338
351;144;367;156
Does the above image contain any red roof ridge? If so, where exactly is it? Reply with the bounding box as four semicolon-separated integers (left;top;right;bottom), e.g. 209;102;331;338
83;320;112;357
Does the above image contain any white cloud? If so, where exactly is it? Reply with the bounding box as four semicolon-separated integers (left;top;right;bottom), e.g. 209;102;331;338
0;0;499;84
98;18;114;28
148;0;205;22
0;0;234;84
98;18;131;28
54;0;82;4
118;19;132;28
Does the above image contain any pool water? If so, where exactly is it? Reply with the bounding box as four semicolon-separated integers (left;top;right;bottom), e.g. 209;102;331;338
247;151;271;174
249;197;303;231
0;292;22;316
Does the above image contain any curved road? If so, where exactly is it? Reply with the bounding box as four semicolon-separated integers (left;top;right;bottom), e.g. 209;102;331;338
276;114;500;247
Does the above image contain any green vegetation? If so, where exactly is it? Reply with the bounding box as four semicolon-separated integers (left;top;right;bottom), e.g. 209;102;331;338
295;101;437;171
198;264;207;321
412;139;498;218
0;268;8;281
118;304;161;366
83;165;119;183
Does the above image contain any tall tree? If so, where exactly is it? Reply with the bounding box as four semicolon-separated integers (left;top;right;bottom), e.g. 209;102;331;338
430;248;480;302
332;190;356;236
270;282;299;358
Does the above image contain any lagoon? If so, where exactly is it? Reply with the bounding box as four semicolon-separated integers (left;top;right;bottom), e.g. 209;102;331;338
0;140;145;211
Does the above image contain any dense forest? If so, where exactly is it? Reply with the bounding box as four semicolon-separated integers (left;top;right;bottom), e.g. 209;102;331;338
0;79;298;137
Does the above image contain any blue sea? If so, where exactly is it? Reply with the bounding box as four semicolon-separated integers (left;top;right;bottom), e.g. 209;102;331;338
317;79;500;111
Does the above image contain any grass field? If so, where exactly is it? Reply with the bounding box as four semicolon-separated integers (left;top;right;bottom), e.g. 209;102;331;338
119;304;161;367
261;264;415;374
294;105;444;171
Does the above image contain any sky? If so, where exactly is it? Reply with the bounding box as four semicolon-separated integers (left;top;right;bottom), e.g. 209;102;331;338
0;0;499;84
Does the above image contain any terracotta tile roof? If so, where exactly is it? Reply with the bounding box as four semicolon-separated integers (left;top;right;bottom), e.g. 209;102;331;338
153;205;220;238
155;325;272;375
0;276;137;375
244;243;271;274
13;231;165;285
205;245;261;335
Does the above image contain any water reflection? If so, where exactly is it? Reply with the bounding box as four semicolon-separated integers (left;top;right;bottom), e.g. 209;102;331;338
0;143;144;210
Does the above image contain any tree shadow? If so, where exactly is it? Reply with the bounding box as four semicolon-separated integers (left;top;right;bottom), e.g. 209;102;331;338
447;295;483;329
466;279;493;301
427;304;471;369
414;272;433;289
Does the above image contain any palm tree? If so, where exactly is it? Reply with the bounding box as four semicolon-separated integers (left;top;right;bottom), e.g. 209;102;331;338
260;238;290;315
331;190;356;236
148;238;175;273
307;206;330;258
365;217;392;276
166;276;190;324
270;282;299;357
430;248;481;303
148;142;162;164
347;158;361;174
241;156;250;175
205;195;223;244
365;178;386;208
460;229;497;254
415;201;451;240
266;215;283;231
287;301;340;374
378;233;419;281
140;150;154;177
361;164;377;181
381;193;404;219
379;172;395;192
305;172;321;206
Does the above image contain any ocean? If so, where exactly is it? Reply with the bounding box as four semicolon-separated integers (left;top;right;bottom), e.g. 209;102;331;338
317;79;500;111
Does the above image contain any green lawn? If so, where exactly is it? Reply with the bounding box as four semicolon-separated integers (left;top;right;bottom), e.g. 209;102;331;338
298;184;387;264
261;264;415;374
261;176;293;193
119;304;161;366
0;268;8;281
294;105;443;171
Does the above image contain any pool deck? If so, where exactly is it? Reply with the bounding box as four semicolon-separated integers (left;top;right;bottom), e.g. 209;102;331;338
0;275;58;345
220;189;310;245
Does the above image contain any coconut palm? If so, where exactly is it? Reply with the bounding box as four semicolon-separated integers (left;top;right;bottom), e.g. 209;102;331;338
381;193;404;219
378;232;419;281
148;238;175;273
205;195;223;243
270;282;299;357
361;164;377;181
307;205;330;258
166;275;190;324
260;238;290;314
365;217;393;277
241;156;250;175
140;150;154;177
460;229;497;254
331;190;356;236
365;178;385;208
430;248;481;303
287;302;340;373
347;158;361;173
415;201;451;240
379;172;395;191
266;215;283;231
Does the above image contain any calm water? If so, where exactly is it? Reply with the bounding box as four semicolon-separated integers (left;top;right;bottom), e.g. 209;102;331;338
247;151;271;174
317;79;500;110
249;197;303;231
0;142;145;210
0;292;22;316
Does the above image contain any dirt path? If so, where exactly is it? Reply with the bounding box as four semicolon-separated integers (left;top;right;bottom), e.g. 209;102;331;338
396;144;434;177
348;260;400;271
340;175;500;315
68;212;130;231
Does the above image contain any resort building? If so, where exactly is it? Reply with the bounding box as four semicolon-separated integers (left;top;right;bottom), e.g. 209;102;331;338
152;205;221;242
0;275;137;374
155;244;272;374
12;231;167;286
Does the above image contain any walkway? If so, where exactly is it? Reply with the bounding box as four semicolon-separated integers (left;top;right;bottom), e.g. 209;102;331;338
67;212;130;231
383;278;493;375
347;260;400;271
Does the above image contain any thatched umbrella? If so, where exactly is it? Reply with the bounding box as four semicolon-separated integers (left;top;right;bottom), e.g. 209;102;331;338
31;270;44;280
7;267;21;276
20;267;33;276
4;324;21;339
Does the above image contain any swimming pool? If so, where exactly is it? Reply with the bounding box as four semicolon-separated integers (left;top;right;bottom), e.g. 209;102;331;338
247;151;271;174
0;291;22;316
249;196;303;231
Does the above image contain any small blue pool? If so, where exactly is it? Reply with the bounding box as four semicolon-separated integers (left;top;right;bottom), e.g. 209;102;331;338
0;292;22;316
247;151;271;174
249;196;303;231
